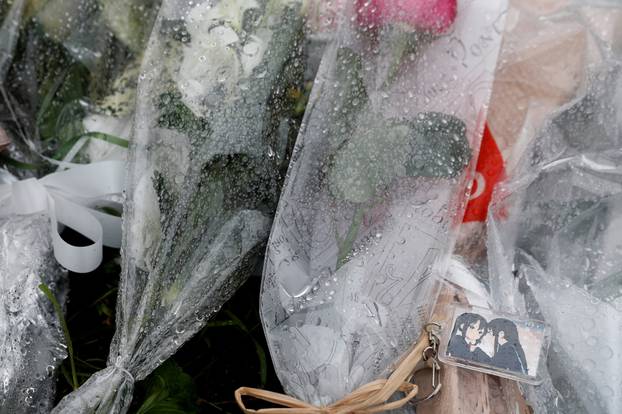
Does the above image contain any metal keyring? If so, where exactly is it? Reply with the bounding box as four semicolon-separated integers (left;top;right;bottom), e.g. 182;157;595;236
411;359;442;405
410;321;443;405
412;383;443;404
424;322;442;333
422;345;437;361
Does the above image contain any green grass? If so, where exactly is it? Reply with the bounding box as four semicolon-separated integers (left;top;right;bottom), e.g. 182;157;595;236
39;280;79;391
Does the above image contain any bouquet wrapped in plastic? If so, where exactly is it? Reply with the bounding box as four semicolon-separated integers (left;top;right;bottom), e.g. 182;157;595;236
0;0;160;169
1;1;150;409
488;56;622;413
260;0;506;406
0;172;67;413
53;0;308;412
0;160;126;412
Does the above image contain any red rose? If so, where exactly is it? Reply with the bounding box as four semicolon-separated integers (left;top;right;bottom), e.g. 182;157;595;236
356;0;457;34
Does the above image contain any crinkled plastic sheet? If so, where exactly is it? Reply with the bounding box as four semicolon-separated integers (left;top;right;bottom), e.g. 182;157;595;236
488;61;622;413
0;0;160;170
0;0;30;171
52;0;307;412
0;207;68;413
453;0;622;314
260;0;505;406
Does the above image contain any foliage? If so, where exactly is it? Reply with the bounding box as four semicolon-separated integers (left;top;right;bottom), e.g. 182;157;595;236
134;361;198;414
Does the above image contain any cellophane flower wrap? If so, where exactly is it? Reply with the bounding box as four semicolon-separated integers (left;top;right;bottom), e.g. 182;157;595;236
487;50;622;413
0;0;159;410
0;171;67;413
52;0;307;412
260;0;506;406
0;0;160;170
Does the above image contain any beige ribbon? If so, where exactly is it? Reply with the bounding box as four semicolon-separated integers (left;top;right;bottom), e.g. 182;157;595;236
235;332;433;414
0;127;10;152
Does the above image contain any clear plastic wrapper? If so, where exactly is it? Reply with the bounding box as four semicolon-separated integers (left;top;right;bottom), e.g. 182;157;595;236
1;1;143;410
0;179;68;413
0;0;160;171
488;59;622;413
260;0;505;406
457;0;622;269
52;0;308;412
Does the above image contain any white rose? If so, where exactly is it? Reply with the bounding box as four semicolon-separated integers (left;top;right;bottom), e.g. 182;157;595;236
177;0;271;116
178;25;243;114
240;29;272;76
189;0;259;33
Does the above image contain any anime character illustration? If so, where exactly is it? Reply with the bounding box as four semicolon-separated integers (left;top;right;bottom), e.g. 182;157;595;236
447;312;491;364
488;318;528;374
445;310;541;380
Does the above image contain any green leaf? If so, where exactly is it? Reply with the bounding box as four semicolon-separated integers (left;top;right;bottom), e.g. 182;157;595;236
156;91;209;136
221;311;268;387
328;112;470;204
405;112;470;178
328;116;411;203
336;204;367;268
83;131;129;148
135;360;198;414
0;154;43;170
37;64;89;143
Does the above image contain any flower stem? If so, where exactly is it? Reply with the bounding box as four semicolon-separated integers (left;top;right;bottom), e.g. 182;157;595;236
337;204;367;269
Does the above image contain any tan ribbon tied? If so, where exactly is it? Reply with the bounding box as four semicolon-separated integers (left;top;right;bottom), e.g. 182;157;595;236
0;127;10;152
235;325;441;414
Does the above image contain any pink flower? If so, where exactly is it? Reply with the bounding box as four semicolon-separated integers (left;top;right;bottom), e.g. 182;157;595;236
356;0;457;34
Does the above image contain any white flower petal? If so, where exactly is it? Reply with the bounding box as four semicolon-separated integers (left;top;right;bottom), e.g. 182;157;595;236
211;25;240;45
241;31;271;76
177;0;274;116
187;0;259;34
178;38;242;116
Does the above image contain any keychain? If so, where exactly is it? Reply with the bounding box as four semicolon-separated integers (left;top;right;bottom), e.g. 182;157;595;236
438;305;550;385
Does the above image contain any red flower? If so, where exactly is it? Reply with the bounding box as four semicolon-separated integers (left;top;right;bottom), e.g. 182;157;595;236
356;0;457;34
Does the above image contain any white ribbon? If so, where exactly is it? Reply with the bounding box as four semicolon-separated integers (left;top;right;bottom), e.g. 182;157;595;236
0;161;125;273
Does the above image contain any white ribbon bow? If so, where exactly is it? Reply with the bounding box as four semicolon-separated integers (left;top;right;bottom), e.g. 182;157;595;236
0;161;125;273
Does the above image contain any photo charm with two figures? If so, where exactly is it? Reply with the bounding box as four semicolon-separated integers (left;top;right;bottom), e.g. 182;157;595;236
438;305;550;384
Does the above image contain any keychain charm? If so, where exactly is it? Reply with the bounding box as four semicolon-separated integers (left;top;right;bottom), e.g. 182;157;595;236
438;305;550;385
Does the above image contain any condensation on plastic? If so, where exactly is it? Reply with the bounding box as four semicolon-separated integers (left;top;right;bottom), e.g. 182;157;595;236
0;0;160;171
1;4;69;412
454;0;622;273
260;0;506;406
0;0;23;81
51;0;307;412
0;203;68;413
487;58;622;413
0;0;31;175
